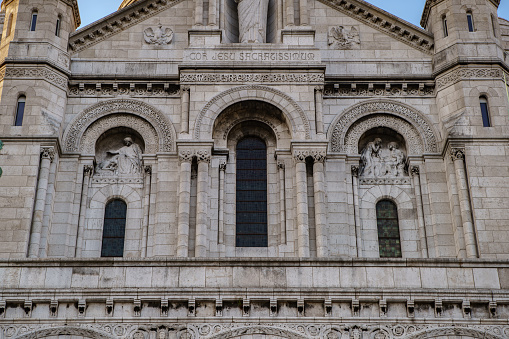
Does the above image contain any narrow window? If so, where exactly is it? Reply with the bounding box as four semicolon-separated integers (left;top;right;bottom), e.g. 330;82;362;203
55;16;61;37
491;14;497;37
30;11;37;31
236;137;267;247
443;16;448;37
467;12;474;32
376;200;402;258
101;199;127;257
14;96;26;126
6;13;13;37
480;96;491;127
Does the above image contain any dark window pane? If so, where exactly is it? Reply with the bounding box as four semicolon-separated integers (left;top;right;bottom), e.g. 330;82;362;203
15;99;25;126
467;14;474;32
376;200;402;258
236;137;268;247
101;199;126;257
30;13;37;31
480;101;490;127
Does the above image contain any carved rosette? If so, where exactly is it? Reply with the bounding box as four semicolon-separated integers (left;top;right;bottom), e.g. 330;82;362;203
450;148;465;161
41;147;55;162
351;165;359;177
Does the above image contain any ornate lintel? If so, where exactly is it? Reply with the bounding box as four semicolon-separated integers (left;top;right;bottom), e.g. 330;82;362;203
351;165;359;177
410;165;420;177
41;147;55;162
450;148;465;161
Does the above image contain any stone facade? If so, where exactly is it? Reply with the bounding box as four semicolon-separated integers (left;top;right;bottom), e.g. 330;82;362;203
0;0;509;337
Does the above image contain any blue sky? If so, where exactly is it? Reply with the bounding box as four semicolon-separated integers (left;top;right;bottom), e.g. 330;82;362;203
77;0;509;29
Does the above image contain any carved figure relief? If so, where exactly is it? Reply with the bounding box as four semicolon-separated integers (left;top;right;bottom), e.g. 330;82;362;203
360;139;407;178
236;0;269;43
97;137;143;176
328;26;360;49
143;26;173;45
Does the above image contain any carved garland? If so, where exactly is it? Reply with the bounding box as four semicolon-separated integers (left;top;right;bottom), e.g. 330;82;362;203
63;99;175;153
80;114;159;154
329;100;438;153
344;114;423;155
195;85;311;140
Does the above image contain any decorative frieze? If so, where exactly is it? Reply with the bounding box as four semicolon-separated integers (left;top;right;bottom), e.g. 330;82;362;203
0;67;68;90
437;67;502;89
180;73;324;84
68;84;180;97
293;150;327;162
324;83;434;97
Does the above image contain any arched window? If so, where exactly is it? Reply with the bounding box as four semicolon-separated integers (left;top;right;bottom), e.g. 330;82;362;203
6;13;13;37
55;15;61;37
30;11;38;31
101;199;127;257
442;15;448;37
14;96;26;126
236;137;267;247
376;200;402;258
467;11;474;32
480;96;491;127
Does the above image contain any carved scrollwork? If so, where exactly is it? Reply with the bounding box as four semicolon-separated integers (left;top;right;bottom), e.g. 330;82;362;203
196;150;211;163
180;73;324;84
293;150;326;163
178;150;194;163
41;147;55;162
4;67;67;89
437;67;502;89
450;148;465;161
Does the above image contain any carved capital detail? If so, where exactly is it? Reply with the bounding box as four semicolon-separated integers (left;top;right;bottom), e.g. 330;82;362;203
181;86;190;93
410;165;420;177
450;148;465;161
178;150;194;163
293;150;326;163
41;147;55;162
144;165;152;175
196;150;211;163
83;165;94;176
351;165;359;177
277;161;285;170
219;161;227;171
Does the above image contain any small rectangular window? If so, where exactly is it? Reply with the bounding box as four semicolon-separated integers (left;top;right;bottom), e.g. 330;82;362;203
30;13;37;31
467;13;474;32
55;18;61;37
15;96;26;126
443;17;448;37
480;97;491;127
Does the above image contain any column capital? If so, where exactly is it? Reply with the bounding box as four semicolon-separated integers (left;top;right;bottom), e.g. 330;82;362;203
84;165;94;176
144;165;152;175
314;86;324;93
179;150;194;163
293;150;326;163
41;147;55;162
410;165;420;177
450;148;465;161
219;160;227;171
277;161;285;170
351;165;359;177
196;150;211;163
181;86;190;93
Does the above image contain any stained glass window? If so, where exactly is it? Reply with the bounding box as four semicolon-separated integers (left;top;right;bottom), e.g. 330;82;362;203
236;137;268;247
101;199;127;257
376;200;402;258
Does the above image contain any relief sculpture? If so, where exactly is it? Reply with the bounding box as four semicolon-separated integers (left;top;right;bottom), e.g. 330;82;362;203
360;138;407;178
328;26;360;49
236;0;269;43
143;25;173;45
97;137;143;175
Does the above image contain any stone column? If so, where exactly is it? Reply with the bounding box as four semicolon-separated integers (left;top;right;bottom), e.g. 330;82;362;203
75;165;93;257
351;165;362;257
278;161;287;244
294;152;310;257
181;87;190;134
451;148;478;258
299;0;308;25
195;150;211;257
195;0;204;26
313;153;328;257
314;87;324;135
176;151;193;257
28;147;55;258
411;166;428;258
208;0;217;26
286;0;294;26
218;160;226;244
141;165;152;257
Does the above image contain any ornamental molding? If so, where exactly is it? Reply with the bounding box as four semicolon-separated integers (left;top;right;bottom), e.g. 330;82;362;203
318;0;434;54
68;84;180;98
180;73;324;84
450;148;465;161
324;84;434;98
195;85;311;140
359;177;412;185
63;99;176;153
294;150;327;163
1;67;67;89
436;67;502;89
329;100;438;154
2;323;507;339
40;147;56;162
178;149;211;163
69;0;183;53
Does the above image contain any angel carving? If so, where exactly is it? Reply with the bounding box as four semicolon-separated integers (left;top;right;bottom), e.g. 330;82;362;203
328;26;360;49
143;25;173;45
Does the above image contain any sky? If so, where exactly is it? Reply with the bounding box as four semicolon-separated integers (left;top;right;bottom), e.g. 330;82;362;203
77;0;509;29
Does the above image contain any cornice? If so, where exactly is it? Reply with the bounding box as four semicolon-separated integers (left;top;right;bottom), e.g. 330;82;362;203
421;0;501;27
318;0;434;55
69;0;182;53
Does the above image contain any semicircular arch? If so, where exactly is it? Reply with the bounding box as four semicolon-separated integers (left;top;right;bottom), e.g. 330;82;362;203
13;326;116;339
403;326;504;339
194;85;311;140
328;99;438;154
63;99;176;153
207;325;309;339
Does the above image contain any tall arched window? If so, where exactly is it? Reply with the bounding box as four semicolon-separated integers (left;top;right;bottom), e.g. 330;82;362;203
480;96;491;127
466;11;474;32
6;13;13;37
236;137;267;247
442;15;448;37
30;11;38;31
101;199;127;257
15;96;26;126
376;200;402;258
